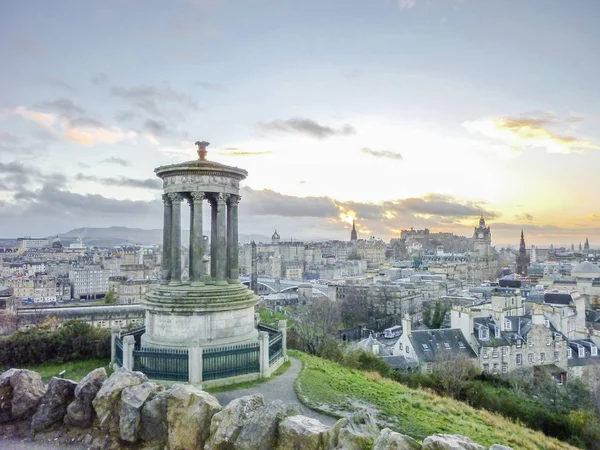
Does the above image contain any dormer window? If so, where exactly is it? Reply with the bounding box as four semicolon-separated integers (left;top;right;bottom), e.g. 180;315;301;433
592;346;598;357
578;346;585;358
479;327;489;341
495;327;500;338
504;319;511;331
544;319;550;328
568;348;573;359
422;344;430;351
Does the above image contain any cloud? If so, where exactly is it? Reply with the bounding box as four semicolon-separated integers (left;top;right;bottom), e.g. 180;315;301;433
361;147;403;160
75;174;162;190
463;114;599;155
258;118;356;139
91;73;109;85
110;85;197;117
143;119;167;136
515;213;534;222
43;79;76;93
217;147;272;156
36;98;85;117
13;106;137;146
0;161;68;192
194;81;227;92
398;0;416;10
115;111;138;123
100;157;131;167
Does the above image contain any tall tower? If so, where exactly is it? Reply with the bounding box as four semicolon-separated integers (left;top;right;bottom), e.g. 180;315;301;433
473;215;492;257
584;237;590;252
350;219;358;241
271;230;280;245
516;230;530;276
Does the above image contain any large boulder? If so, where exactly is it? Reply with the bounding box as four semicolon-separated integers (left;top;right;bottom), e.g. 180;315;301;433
140;390;169;444
422;434;486;450
31;377;77;432
234;400;300;450
167;384;221;450
327;411;380;450
64;367;107;428
206;394;265;450
120;382;163;443
372;428;422;450
92;367;147;434
278;415;331;450
0;368;46;423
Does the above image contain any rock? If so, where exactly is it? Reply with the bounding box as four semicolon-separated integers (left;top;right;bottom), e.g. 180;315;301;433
64;367;107;428
83;433;93;445
31;377;77;432
206;394;265;450
372;428;422;450
489;446;513;450
327;411;380;450
0;368;46;423
422;434;486;450
234;400;300;450
167;384;222;450
140;390;169;444
278;415;331;450
92;367;147;434
120;382;162;443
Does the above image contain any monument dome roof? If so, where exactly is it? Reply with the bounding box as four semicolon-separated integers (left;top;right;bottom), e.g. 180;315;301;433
571;261;600;278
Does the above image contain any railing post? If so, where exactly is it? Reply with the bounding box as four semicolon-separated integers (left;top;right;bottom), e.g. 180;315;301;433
278;319;288;361
259;331;270;378
123;335;135;371
110;326;120;364
189;339;203;385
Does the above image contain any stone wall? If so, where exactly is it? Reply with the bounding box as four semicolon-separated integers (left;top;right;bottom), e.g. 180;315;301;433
0;366;513;450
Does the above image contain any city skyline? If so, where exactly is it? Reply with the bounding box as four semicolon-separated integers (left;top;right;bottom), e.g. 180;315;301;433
1;0;600;244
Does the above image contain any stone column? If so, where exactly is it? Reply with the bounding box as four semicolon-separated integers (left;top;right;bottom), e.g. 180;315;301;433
259;331;270;378
189;192;205;285
123;335;136;371
188;339;203;385
169;193;183;285
215;193;228;284
227;195;241;282
210;196;217;279
161;194;172;284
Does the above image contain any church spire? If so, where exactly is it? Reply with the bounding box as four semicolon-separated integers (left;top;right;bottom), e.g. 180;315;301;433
350;219;358;241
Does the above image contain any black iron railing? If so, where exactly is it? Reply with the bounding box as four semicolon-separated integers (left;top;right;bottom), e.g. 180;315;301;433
133;346;189;382
268;332;283;366
115;336;123;367
202;342;260;381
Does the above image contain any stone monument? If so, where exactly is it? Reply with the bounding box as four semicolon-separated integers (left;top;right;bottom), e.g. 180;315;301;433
142;141;259;348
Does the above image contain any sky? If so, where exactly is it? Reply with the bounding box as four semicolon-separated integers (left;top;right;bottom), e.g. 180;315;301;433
1;0;600;246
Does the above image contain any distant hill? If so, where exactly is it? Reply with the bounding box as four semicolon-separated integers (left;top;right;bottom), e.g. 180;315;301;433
56;227;270;247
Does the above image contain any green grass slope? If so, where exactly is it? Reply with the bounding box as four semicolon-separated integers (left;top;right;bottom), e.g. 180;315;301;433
292;351;577;450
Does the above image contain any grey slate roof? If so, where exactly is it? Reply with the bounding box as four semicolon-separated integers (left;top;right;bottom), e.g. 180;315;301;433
544;293;573;306
568;339;600;367
502;316;533;345
408;328;476;363
473;317;510;347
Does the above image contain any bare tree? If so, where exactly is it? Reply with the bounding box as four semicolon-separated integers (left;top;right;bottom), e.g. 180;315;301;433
294;297;341;355
432;352;479;399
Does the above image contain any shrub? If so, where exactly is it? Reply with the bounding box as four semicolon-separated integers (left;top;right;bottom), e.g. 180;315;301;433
0;320;110;368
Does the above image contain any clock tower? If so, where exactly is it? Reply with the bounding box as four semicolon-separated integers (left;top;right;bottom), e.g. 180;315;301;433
473;215;492;257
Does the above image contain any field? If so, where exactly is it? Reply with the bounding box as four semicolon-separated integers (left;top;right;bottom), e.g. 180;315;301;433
292;351;578;450
21;358;113;383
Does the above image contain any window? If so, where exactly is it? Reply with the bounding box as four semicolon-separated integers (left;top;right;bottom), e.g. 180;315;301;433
578;346;585;357
479;327;489;340
544;319;550;328
540;352;545;363
568;348;573;359
502;362;508;374
528;353;534;363
406;346;410;354
493;363;499;374
528;340;533;347
444;342;451;349
458;342;465;349
516;353;522;366
483;363;489;373
492;348;499;358
482;348;489;359
422;344;430;351
592;346;598;357
502;346;508;357
554;351;559;361
516;339;522;349
504;319;511;331
495;327;500;338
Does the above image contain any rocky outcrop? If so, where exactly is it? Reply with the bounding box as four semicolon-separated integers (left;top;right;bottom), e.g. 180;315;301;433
119;381;162;443
64;367;107;428
167;383;222;450
206;393;264;450
31;377;77;432
372;428;422;450
422;434;486;450
327;411;380;450
278;415;331;450
92;367;147;434
140;390;169;444
0;369;46;423
234;400;300;450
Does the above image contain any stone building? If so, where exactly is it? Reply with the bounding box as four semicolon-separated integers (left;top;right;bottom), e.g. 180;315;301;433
2;276;57;303
108;276;159;304
468;216;498;282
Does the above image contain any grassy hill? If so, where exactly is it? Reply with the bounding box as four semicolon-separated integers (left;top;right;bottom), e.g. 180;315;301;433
292;351;577;450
